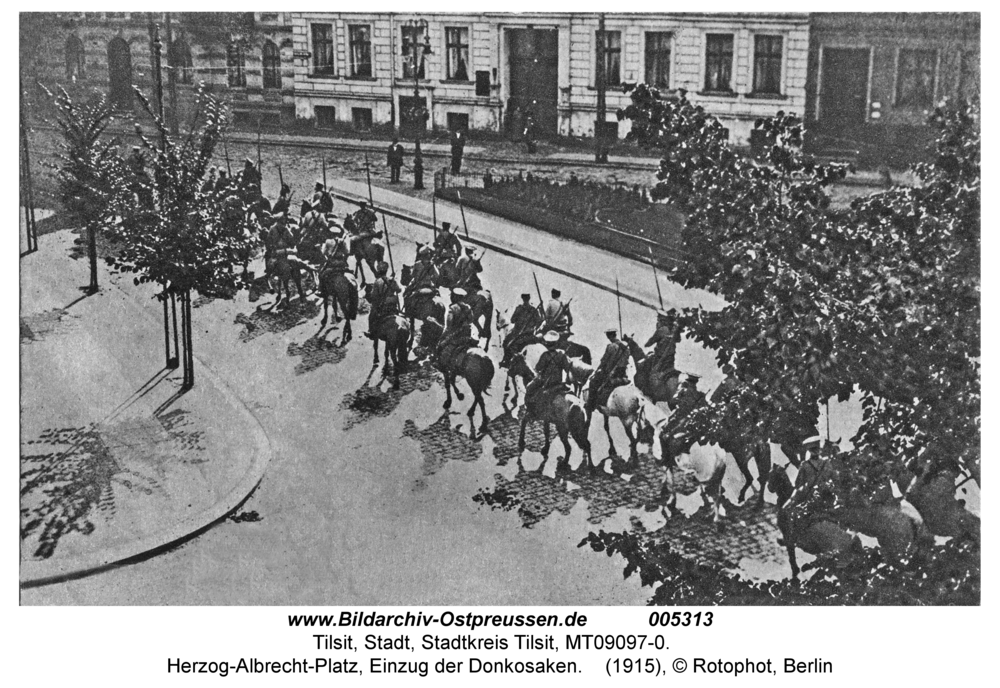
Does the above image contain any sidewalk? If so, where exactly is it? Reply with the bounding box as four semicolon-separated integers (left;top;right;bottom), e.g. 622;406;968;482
20;227;271;586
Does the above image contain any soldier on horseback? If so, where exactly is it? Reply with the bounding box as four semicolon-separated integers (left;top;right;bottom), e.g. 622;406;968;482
313;181;334;215
585;329;632;415
434;288;477;369
365;261;401;340
201;166;217;195
271;183;292;217
539;288;573;340
503;293;542;356
433;222;462;287
523;330;572;410
646;309;682;374
454;246;483;291
403;245;439;317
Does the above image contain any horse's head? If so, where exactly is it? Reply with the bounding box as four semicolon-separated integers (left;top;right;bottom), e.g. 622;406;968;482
766;465;794;507
507;351;533;381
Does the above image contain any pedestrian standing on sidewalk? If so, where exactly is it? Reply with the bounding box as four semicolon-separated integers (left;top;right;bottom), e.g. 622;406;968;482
387;138;405;183
450;128;466;174
524;103;538;154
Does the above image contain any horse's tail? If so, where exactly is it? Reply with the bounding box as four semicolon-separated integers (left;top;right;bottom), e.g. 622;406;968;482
341;276;359;320
465;351;495;394
568;400;590;453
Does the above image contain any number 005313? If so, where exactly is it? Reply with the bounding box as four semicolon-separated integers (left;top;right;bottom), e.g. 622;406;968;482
648;611;713;627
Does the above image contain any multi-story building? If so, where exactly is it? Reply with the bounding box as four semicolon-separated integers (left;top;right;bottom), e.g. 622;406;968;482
804;12;979;163
20;12;295;128
289;12;810;146
21;12;979;161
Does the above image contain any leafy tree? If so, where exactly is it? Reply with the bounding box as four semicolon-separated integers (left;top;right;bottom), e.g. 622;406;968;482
596;87;980;602
43;85;122;292
105;84;259;386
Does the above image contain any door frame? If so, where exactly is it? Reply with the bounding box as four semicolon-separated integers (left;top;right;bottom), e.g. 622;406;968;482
816;44;873;124
503;26;560;135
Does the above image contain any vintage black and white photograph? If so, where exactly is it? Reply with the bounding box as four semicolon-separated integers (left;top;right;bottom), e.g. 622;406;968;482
19;9;980;606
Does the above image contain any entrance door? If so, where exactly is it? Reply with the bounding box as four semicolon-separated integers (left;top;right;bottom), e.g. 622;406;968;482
508;29;558;135
107;37;133;110
819;47;869;127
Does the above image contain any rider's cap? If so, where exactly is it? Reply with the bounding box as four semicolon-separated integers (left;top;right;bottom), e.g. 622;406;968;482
452;288;468;297
551;289;561;298
606;328;618;336
441;221;451;230
314;180;324;189
543;330;560;343
521;293;530;300
375;261;389;275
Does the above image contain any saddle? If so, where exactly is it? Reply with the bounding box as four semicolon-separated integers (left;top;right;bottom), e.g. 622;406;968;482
525;382;572;415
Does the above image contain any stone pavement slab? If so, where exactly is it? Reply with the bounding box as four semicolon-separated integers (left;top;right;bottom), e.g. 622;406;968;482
20;229;272;586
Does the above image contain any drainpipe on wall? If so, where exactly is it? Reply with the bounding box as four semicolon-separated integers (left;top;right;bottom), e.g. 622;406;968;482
389;13;397;131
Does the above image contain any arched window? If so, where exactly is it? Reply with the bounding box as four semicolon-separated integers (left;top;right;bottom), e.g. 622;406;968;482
262;40;281;89
169;38;194;85
107;37;132;108
227;42;246;88
65;35;85;81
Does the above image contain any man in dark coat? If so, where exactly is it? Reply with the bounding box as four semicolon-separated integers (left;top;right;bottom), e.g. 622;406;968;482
366;261;401;339
586;329;631;413
387;138;405;183
450;129;466;174
524;330;571;410
503;293;542;354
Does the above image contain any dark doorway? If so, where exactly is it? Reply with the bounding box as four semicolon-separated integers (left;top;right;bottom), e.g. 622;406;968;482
820;47;869;127
508;29;558;135
107;37;132;109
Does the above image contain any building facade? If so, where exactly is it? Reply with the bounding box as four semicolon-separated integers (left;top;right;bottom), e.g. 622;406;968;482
804;13;979;162
288;12;810;146
22;12;979;159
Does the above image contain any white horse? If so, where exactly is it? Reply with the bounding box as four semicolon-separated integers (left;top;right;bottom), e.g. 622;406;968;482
586;384;667;470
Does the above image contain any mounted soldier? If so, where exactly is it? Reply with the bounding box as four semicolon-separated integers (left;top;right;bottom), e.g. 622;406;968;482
346;202;384;286
454;245;483;292
365;261;401;340
539;288;573;340
238;157;261;203
502;293;542;356
201;166;218;195
271;183;292;218
523;330;572;410
434;288;478;367
585;329;632;415
403;245;440;319
318;224;359;340
298;201;330;266
646;309;682;374
312;180;334;215
433;222;462;287
632;308;685;406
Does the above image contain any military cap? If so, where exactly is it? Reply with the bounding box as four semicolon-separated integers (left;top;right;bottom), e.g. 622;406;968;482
521;293;531;300
451;288;468;298
543;330;560;343
605;328;618;336
551;289;561;298
375;261;389;275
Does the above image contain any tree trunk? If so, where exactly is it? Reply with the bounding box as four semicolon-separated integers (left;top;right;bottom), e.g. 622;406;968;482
88;221;99;293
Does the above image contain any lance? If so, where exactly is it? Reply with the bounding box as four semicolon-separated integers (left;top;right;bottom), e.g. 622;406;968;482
457;190;471;239
364;152;375;205
278;162;284;189
647;245;664;310
432;191;437;229
532;272;544;311
322;157;327;189
256;122;262;171
616;274;623;338
223;136;231;175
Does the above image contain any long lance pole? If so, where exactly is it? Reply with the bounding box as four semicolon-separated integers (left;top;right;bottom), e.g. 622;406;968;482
364;152;375;204
322;157;327;190
432;190;437;229
615;274;623;337
457;190;471;239
647;245;664;310
224;136;231;175
532;272;544;310
278;162;284;188
256;121;262;172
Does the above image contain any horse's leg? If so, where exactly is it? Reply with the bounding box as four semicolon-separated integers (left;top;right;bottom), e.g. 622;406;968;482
372;337;379;366
342;318;352;346
294;271;305;300
787;542;800;579
518;410;528;451
603;412;618;458
541;421;551;459
443;372;453;409
560;428;574;472
390;344;401;390
754;444;772;509
622;418;638;464
660;468;677;510
734;448;756;504
477;391;489;433
321;295;329;327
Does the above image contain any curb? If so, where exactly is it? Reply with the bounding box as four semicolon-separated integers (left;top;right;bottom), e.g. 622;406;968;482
20;254;274;588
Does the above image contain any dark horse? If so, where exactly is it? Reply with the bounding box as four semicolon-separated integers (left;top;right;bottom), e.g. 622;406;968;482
318;267;359;345
368;312;410;390
513;358;593;473
345;207;385;286
437;348;495;434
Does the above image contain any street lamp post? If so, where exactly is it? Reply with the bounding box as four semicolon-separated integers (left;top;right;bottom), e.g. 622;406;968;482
402;19;432;189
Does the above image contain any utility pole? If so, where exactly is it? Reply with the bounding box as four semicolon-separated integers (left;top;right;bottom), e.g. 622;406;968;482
595;13;609;164
19;78;38;254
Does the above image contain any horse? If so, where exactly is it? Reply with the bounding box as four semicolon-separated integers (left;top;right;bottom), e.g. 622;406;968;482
437;347;495;433
401;279;446;350
767;464;864;579
318;266;359;345
586;383;655;467
345;207;385;286
464;289;495;351
658;441;730;528
514;359;593;473
368;313;410;389
265;242;308;308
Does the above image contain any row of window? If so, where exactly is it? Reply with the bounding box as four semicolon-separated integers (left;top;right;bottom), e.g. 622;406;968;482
311;23;470;81
597;31;784;96
63;34;284;91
